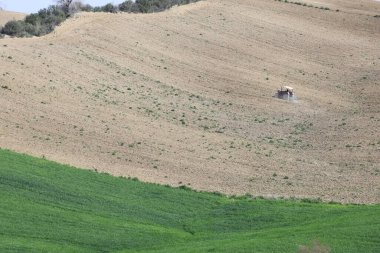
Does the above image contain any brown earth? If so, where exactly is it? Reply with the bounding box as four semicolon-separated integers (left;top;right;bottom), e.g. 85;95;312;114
0;0;379;203
0;10;26;26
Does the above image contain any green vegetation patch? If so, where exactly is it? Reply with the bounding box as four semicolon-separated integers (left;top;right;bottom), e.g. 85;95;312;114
0;0;200;38
0;148;379;252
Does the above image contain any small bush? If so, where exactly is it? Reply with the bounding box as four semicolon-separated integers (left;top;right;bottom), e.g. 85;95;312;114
2;20;27;37
100;3;119;13
69;2;93;14
119;0;136;12
80;4;94;12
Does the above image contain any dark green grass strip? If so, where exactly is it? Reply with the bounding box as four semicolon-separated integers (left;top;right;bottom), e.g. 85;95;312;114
0;149;379;252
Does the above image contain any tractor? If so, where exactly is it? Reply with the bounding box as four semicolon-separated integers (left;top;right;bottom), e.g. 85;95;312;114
277;86;294;98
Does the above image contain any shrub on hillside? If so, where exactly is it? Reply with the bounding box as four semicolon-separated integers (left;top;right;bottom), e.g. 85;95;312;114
119;0;138;12
76;3;94;12
135;0;152;13
118;0;200;13
103;3;119;13
36;6;66;33
68;1;93;15
1;5;66;37
1;20;27;37
25;13;40;26
0;0;200;38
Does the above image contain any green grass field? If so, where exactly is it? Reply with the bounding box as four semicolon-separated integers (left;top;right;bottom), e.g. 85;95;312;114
0;148;379;253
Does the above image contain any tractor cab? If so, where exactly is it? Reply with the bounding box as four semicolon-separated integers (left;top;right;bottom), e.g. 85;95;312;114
277;86;294;97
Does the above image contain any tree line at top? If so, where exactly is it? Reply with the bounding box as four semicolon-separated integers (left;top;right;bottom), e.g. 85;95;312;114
0;0;200;38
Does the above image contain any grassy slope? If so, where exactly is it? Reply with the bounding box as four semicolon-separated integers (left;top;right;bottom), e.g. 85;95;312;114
0;11;26;26
0;149;379;253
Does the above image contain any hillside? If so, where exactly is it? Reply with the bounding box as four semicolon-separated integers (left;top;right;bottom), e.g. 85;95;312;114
0;0;379;203
0;10;26;26
1;148;380;252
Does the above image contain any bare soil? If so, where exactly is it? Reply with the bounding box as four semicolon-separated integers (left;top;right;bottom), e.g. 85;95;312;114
0;0;379;203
